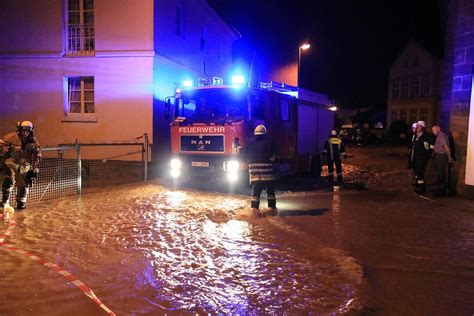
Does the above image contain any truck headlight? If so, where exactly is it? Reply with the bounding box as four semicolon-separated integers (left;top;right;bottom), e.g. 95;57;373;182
226;160;239;173
171;169;181;178
170;158;182;170
227;172;238;182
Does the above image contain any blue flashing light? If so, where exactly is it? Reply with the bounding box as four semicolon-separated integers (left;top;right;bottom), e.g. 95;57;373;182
231;75;245;85
182;80;193;88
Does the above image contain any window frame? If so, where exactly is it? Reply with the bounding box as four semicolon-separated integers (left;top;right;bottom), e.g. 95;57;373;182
62;76;97;122
65;0;95;55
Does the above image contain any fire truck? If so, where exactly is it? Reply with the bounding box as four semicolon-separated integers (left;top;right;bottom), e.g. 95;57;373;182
166;79;334;183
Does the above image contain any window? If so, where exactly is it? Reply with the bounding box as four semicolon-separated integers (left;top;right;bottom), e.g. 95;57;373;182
420;108;429;122
200;26;208;52
67;77;94;115
252;97;265;119
176;4;183;37
66;0;94;55
280;99;290;121
401;76;409;99
421;73;430;97
400;109;407;122
410;75;419;98
409;108;417;123
392;78;400;100
391;110;398;122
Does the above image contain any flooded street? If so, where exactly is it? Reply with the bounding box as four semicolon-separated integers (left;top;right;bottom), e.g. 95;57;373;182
0;184;365;315
1;146;473;315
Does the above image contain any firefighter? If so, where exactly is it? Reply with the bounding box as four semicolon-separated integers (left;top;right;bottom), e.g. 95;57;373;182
0;121;42;209
409;121;434;195
407;122;418;185
241;124;277;217
323;129;346;187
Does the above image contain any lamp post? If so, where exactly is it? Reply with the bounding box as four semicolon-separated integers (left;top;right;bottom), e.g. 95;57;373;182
298;43;311;87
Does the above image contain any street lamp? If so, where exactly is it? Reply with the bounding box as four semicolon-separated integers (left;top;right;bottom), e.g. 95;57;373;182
298;43;311;87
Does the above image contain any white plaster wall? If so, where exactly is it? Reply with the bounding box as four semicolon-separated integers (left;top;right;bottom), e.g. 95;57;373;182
0;57;153;146
95;0;154;52
0;0;63;53
154;0;236;80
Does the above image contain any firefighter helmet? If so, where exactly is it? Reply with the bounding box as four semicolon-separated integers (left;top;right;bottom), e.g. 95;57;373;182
17;121;34;131
254;124;268;135
417;120;426;128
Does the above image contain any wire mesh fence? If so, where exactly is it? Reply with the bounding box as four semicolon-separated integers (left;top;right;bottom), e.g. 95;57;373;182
1;140;148;208
78;143;145;188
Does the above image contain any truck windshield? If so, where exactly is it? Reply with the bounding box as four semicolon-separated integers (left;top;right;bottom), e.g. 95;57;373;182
177;89;249;123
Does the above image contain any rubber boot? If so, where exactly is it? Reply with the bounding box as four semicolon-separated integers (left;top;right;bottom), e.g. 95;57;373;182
1;190;10;208
16;187;28;209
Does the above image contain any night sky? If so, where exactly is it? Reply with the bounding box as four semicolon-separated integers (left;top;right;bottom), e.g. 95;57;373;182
208;0;444;110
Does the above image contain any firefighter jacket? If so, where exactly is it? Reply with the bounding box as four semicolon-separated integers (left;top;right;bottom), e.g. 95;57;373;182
323;136;346;160
410;131;434;165
0;132;42;173
242;136;277;184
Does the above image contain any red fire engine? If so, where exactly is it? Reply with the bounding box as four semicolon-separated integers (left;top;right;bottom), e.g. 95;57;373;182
167;79;334;183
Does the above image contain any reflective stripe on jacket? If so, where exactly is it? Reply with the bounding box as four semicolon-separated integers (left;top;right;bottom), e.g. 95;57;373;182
323;136;345;160
248;162;275;183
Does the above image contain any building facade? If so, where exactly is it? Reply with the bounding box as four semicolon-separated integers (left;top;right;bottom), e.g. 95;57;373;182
386;40;442;129
0;0;238;159
440;0;474;196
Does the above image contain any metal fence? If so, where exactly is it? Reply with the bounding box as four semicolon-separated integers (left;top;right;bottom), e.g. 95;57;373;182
66;24;95;56
1;137;149;207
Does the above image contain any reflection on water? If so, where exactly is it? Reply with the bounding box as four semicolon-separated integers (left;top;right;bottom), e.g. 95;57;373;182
0;184;363;314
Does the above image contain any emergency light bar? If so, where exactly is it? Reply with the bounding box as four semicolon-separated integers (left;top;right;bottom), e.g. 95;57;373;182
197;76;224;87
259;81;298;92
231;75;245;85
182;80;193;87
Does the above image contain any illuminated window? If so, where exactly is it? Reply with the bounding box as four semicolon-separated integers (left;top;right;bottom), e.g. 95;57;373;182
409;108;417;122
392;78;400;100
68;77;94;115
176;4;183;37
280;100;290;121
65;0;94;55
421;73;430;97
420;108;429;121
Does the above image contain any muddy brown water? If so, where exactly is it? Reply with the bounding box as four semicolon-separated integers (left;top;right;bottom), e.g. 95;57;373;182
0;184;365;315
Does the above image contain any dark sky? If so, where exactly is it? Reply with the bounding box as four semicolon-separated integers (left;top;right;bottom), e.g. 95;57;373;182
208;0;444;109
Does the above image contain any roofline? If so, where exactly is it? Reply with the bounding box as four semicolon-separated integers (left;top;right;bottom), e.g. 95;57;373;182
206;1;241;38
390;39;442;67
